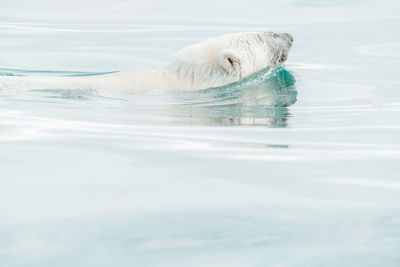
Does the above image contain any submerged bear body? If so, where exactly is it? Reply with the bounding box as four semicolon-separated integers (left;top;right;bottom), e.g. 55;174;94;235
0;32;293;93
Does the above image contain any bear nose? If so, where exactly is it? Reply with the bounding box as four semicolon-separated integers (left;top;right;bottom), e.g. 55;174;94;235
281;33;294;44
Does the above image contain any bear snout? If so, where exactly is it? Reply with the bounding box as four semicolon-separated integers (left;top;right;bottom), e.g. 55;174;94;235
281;33;294;44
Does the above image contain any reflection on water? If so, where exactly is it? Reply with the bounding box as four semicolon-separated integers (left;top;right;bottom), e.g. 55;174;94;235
168;67;297;127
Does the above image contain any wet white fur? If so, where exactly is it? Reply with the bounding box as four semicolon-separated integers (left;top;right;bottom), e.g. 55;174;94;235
0;32;292;94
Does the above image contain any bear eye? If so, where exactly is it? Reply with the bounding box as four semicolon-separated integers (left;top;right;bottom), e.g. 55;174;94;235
227;57;234;66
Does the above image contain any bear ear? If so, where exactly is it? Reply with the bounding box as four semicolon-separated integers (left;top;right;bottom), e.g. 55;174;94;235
218;49;241;76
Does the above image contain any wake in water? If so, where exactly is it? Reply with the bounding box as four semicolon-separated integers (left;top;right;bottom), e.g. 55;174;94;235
165;66;298;126
0;66;297;127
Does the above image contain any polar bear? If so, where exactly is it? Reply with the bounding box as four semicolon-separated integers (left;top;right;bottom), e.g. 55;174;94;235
0;31;293;94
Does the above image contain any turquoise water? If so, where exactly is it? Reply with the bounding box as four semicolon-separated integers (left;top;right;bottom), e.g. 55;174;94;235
1;0;400;266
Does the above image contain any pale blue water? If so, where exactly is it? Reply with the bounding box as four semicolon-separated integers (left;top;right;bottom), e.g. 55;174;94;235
1;0;400;266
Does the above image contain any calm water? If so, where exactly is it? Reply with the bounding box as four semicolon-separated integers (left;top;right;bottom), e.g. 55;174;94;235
1;0;400;266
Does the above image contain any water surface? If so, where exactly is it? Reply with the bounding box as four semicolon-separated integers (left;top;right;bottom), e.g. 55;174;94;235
1;0;400;266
